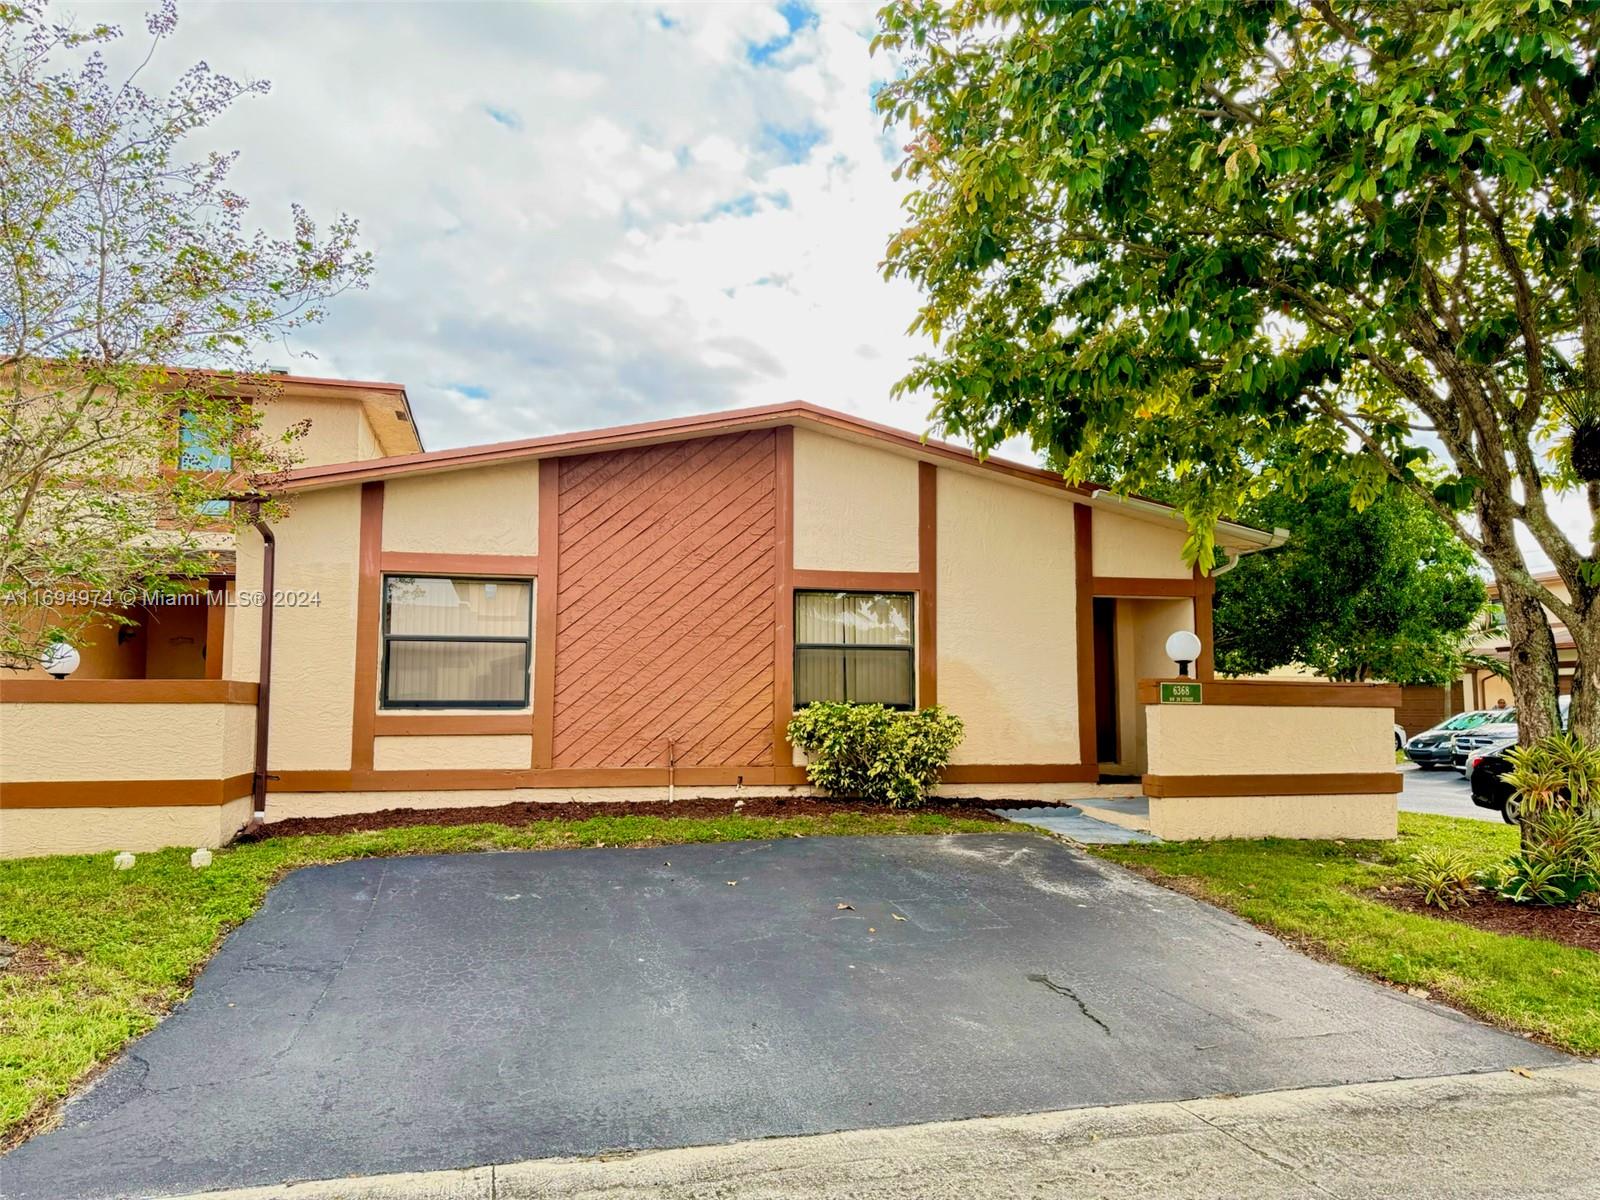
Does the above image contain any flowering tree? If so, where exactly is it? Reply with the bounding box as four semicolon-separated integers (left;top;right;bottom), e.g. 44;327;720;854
876;1;1598;742
0;0;371;668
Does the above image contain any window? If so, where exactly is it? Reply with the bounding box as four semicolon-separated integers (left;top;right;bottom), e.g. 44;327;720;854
381;576;533;708
178;409;232;516
794;590;915;709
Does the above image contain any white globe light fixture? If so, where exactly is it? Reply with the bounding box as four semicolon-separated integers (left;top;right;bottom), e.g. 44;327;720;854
41;643;81;680
1165;630;1203;679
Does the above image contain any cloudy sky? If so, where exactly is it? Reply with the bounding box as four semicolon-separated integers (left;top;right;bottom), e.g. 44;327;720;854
79;0;928;449
68;0;1587;571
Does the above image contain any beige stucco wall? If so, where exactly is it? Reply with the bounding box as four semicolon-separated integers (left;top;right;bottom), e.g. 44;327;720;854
0;796;253;859
1;702;252;781
1091;509;1192;579
231;488;361;769
381;461;540;556
1145;704;1396;776
259;394;367;466
1149;793;1397;840
937;471;1078;764
373;735;533;771
792;429;919;572
1105;598;1196;775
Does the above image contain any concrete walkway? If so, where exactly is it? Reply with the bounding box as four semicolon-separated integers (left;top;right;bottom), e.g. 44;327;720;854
990;804;1158;843
167;1064;1600;1199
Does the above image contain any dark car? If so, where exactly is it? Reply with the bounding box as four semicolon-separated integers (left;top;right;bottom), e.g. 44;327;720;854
1403;709;1505;769
1469;749;1519;823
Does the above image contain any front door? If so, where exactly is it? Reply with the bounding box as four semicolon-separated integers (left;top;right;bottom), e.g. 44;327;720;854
1092;598;1119;764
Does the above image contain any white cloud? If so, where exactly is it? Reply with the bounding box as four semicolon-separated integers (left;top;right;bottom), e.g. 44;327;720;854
65;0;930;446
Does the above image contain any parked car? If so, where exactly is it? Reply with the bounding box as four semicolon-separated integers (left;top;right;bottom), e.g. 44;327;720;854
1403;710;1504;769
1451;696;1570;770
1469;749;1519;823
1453;722;1518;772
1394;723;1406;751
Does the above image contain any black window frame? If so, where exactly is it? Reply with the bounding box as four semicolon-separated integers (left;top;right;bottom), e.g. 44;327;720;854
380;574;534;710
793;588;916;711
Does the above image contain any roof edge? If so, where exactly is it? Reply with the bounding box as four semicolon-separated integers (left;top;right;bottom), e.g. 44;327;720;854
272;398;1275;543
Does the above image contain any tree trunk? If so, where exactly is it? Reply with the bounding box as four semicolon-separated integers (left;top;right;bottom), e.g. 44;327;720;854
1479;504;1563;745
1569;604;1599;745
1495;573;1564;744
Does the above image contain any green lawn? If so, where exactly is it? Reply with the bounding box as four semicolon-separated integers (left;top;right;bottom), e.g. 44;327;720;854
0;810;1009;1146
1093;811;1600;1055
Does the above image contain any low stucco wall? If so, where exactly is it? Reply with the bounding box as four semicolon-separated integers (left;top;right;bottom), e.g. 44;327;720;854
1;698;255;783
1141;681;1399;840
1149;793;1397;840
1145;704;1395;776
0;685;257;858
0;796;253;858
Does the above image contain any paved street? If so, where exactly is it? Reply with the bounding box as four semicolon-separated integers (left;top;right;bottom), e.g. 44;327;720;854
1398;763;1505;823
2;834;1560;1200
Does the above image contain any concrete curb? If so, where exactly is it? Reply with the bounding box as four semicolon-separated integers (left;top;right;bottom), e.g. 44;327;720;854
168;1063;1600;1199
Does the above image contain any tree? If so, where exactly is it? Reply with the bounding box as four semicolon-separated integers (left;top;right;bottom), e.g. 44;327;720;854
1212;478;1486;683
874;1;1598;743
0;0;370;668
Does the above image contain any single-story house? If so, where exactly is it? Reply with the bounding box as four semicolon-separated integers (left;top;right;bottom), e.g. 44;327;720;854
2;390;1405;855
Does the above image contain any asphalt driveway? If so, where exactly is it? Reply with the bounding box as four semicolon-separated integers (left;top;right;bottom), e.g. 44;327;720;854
2;834;1563;1199
1399;763;1504;822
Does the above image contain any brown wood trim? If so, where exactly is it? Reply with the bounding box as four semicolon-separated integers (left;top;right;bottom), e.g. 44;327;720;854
941;763;1099;784
772;426;795;767
0;680;258;704
204;591;227;680
379;552;539;577
373;714;533;736
790;569;922;592
917;461;938;708
1074;504;1096;769
1194;571;1216;681
1143;772;1403;798
265;762;1096;793
531;457;560;769
351;482;385;773
1091;576;1198;597
1136;679;1403;707
0;773;255;809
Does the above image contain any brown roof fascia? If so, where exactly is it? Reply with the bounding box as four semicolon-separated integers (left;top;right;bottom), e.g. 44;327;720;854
272;398;1277;547
276;400;1091;494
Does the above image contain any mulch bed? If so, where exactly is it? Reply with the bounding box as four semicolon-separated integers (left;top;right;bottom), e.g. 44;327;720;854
1373;888;1600;954
244;795;1012;840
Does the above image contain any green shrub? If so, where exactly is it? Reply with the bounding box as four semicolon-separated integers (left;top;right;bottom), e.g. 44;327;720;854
1490;734;1600;905
787;703;964;808
1502;731;1600;819
1482;808;1600;906
1401;848;1479;910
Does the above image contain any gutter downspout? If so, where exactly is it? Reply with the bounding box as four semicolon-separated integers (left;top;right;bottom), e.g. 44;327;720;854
1212;527;1290;577
246;502;276;821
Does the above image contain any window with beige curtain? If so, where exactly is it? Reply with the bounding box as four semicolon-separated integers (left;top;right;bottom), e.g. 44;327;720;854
381;576;533;708
794;590;914;709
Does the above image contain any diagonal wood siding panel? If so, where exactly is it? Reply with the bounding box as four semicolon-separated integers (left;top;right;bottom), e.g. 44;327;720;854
552;430;777;769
